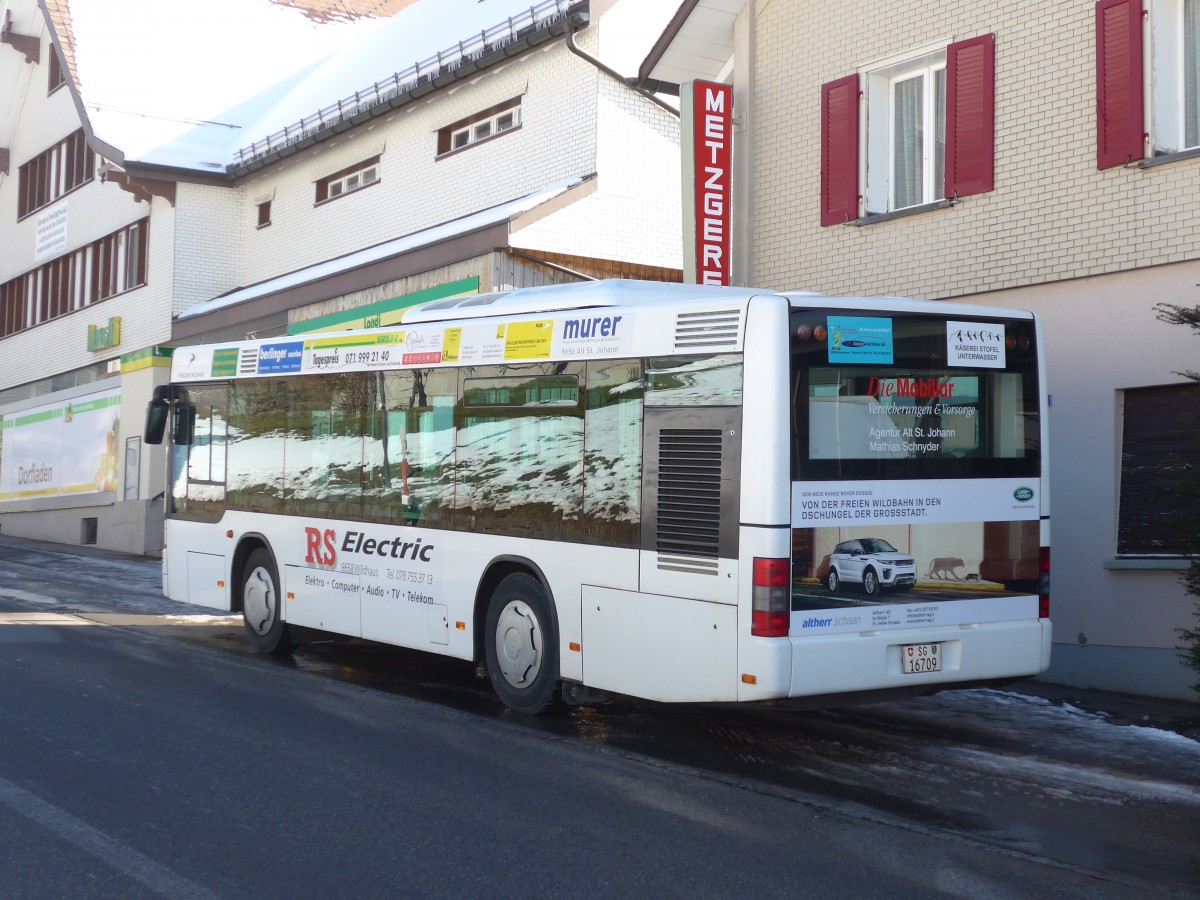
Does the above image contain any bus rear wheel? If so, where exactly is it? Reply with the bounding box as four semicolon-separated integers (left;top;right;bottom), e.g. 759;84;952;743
242;548;292;655
485;572;562;715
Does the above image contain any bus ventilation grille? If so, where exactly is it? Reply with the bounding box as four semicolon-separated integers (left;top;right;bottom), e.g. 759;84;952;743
238;349;257;376
656;428;722;574
673;309;741;350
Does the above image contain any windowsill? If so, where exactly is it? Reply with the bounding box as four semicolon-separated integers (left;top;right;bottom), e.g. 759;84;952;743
1103;557;1194;570
1139;147;1200;170
851;198;955;226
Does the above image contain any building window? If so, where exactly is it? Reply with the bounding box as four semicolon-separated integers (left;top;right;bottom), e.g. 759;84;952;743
17;129;94;219
1117;383;1200;555
437;97;522;157
1097;0;1200;166
1151;0;1200;154
315;156;380;204
0;219;147;337
257;200;272;228
821;35;994;224
866;51;946;212
48;47;66;94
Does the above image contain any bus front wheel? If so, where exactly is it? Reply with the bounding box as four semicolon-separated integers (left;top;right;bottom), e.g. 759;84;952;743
485;572;562;715
242;548;292;656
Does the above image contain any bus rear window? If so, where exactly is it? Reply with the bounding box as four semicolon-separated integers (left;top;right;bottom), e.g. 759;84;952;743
791;310;1040;480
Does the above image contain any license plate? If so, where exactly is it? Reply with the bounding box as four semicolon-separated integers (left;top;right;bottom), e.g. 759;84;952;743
901;642;942;674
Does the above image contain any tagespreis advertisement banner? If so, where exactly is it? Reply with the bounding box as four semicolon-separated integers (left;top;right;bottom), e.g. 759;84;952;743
0;388;121;500
171;311;637;382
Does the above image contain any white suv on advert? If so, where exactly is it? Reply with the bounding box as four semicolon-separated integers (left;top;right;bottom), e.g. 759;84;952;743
826;538;917;596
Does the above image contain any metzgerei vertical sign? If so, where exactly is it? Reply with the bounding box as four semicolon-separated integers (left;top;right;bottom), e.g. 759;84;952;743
681;80;733;286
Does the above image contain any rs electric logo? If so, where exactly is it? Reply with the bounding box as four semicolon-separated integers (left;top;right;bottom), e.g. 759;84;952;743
304;527;434;568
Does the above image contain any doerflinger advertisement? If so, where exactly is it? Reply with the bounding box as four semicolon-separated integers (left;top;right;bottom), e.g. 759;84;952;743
790;478;1041;634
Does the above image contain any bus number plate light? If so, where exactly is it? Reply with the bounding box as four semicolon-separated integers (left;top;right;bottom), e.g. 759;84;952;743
901;642;942;674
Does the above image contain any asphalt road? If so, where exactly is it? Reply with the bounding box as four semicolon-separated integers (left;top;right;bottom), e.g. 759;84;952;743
1;537;1197;898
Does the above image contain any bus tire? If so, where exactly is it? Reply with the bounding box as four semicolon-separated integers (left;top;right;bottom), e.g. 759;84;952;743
242;548;292;656
485;572;562;715
862;568;880;596
826;569;840;593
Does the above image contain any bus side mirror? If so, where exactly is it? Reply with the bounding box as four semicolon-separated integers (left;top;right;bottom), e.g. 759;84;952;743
144;385;175;445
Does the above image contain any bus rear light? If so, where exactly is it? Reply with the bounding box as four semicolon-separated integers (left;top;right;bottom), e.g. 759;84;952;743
752;557;790;637
1039;547;1050;618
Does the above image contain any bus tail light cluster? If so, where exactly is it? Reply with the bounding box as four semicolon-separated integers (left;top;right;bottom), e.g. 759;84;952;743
1039;547;1050;619
752;557;790;637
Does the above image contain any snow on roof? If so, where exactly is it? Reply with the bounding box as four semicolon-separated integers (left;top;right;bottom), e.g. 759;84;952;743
62;0;580;172
175;176;584;321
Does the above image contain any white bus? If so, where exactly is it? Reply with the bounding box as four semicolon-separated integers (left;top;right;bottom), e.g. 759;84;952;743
145;280;1050;713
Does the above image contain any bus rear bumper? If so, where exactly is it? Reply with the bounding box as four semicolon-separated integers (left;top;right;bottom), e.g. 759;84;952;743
783;618;1051;700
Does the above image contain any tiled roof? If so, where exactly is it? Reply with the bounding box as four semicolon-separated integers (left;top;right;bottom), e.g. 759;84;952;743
41;0;80;93
269;0;421;22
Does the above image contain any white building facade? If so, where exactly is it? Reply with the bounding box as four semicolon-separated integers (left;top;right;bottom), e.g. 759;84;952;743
0;0;682;555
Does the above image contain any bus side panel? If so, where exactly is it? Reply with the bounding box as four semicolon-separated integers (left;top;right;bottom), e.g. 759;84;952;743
285;565;363;636
163;521;231;611
735;295;795;700
739;294;792;526
581;586;738;702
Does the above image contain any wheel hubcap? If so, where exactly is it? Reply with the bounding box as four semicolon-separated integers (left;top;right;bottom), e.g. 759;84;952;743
495;600;542;688
245;566;276;635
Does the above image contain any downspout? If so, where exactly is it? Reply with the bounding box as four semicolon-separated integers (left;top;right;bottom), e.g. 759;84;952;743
566;30;679;118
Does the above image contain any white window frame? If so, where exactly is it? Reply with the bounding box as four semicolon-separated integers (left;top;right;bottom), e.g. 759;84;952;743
448;106;522;153
326;162;378;200
1148;0;1200;154
859;40;951;216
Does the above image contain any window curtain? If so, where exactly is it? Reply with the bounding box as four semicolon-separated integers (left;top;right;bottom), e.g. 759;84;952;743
1187;0;1200;148
893;75;924;208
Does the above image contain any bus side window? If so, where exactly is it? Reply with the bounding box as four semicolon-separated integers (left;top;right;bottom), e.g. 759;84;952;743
584;359;643;547
368;369;457;528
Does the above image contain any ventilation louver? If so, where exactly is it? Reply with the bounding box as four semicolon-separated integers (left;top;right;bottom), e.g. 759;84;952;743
673;308;741;350
656;428;723;575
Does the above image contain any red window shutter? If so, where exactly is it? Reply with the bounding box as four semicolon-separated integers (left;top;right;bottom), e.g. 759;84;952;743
945;34;995;198
1095;0;1144;169
820;74;859;226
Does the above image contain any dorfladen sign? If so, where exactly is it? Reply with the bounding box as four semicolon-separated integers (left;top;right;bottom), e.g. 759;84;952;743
681;80;733;286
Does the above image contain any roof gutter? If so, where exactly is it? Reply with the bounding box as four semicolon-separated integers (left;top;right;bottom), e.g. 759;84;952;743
565;28;678;117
